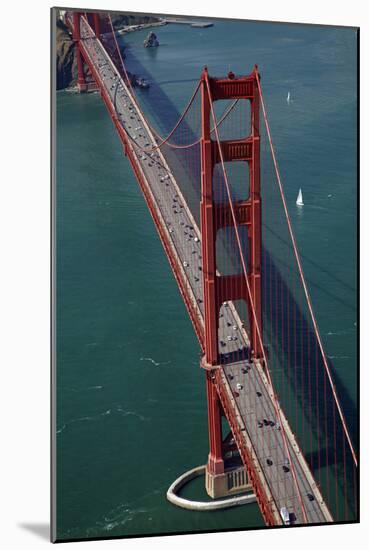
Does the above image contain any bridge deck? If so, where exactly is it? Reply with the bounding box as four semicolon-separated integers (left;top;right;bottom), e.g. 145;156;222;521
70;14;333;526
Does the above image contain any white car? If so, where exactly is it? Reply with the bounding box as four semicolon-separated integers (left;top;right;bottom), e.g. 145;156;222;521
183;261;189;268
280;507;290;525
194;237;199;243
236;383;243;390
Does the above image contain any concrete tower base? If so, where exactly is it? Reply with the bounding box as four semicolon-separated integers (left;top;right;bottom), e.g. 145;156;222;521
205;462;252;499
77;81;88;93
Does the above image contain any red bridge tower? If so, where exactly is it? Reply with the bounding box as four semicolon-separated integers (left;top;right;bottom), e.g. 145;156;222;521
200;67;262;497
71;12;101;92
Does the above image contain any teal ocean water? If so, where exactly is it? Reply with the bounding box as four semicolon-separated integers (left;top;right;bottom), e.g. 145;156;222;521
56;19;357;540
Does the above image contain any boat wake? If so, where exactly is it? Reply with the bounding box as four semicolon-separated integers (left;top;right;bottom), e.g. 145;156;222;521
63;384;103;393
56;418;91;434
90;506;150;534
326;327;356;337
116;406;147;422
308;205;329;211
140;356;171;367
56;405;147;435
91;486;166;535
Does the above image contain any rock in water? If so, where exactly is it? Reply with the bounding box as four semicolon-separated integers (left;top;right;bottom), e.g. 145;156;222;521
143;31;159;48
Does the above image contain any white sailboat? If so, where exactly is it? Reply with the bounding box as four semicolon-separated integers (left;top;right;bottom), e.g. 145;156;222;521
296;188;304;206
287;91;291;103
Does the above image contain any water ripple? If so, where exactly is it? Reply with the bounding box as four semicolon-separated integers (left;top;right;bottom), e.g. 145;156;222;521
140;356;171;367
56;405;148;435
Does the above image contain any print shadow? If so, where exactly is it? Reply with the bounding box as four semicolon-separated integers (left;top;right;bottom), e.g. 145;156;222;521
18;523;49;541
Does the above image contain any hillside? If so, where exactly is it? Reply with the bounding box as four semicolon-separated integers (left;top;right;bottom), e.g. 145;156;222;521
55;12;160;90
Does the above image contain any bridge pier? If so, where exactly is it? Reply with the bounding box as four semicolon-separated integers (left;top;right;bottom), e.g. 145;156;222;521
93;13;101;39
199;67;264;502
201;358;252;499
206;461;252;499
72;12;87;93
76;49;87;93
167;465;255;511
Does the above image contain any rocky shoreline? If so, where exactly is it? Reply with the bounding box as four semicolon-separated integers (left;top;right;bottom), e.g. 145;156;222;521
55;13;161;91
55;12;213;91
55;18;78;90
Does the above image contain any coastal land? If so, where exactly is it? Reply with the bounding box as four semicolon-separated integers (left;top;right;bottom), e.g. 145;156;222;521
55;11;213;90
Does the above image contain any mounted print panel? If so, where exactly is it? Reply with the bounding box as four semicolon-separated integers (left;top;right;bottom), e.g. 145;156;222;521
51;7;359;542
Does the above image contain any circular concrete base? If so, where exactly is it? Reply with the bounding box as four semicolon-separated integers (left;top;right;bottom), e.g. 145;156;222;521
166;465;256;511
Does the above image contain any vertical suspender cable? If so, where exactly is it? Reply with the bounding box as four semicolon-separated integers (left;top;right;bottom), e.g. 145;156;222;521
255;72;357;469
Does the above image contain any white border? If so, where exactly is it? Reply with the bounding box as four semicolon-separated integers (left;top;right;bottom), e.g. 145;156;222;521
1;1;367;548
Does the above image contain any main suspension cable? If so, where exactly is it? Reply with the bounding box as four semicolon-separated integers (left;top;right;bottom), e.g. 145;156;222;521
106;13;239;152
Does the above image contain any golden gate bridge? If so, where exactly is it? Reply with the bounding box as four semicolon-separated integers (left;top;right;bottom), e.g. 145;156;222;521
65;10;358;526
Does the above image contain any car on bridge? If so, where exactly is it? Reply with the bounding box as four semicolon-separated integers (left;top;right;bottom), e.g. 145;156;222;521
280;506;290;525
